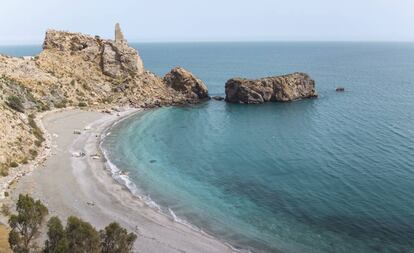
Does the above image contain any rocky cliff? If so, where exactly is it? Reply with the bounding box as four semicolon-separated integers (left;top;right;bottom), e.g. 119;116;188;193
164;67;209;100
0;24;208;175
225;72;317;104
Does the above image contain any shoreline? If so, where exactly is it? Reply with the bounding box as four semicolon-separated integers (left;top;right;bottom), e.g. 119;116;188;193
98;109;240;249
6;108;242;253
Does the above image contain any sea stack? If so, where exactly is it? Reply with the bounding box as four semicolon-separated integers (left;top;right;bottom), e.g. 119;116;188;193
164;67;209;100
225;72;317;104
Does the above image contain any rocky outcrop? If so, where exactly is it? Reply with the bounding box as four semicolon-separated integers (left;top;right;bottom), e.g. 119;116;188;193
0;76;43;175
101;40;144;78
225;72;317;104
211;96;225;101
0;24;209;175
164;67;209;100
43;27;144;79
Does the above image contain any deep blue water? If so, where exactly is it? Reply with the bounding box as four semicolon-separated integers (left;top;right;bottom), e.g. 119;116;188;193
2;42;414;253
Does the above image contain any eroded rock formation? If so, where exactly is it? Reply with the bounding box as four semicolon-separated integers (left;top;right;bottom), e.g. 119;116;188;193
42;27;144;79
225;72;317;104
164;67;208;100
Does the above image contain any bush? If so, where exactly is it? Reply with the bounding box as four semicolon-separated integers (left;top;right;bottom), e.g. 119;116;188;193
54;100;67;109
29;149;38;159
37;103;50;112
1;204;10;216
28;115;45;143
21;158;29;164
6;95;25;113
35;140;43;147
9;162;18;168
78;102;87;107
0;168;8;177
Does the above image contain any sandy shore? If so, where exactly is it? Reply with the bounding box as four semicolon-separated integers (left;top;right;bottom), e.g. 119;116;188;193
9;109;237;253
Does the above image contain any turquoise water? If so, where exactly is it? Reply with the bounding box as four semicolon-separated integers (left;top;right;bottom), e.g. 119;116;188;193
2;43;414;253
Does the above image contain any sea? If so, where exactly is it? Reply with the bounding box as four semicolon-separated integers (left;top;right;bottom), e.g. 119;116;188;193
2;42;414;253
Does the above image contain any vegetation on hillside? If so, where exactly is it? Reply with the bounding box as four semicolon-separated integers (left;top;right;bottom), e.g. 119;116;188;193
6;95;25;113
7;194;137;253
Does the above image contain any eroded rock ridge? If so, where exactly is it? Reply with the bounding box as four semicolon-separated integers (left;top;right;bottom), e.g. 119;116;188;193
225;72;317;104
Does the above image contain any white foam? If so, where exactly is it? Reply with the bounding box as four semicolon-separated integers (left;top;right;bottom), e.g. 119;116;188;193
98;115;250;253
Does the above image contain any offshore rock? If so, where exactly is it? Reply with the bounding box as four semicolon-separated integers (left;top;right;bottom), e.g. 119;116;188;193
164;67;209;100
225;72;317;104
211;96;225;101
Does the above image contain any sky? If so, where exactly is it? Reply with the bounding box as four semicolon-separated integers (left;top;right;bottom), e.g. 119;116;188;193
1;0;414;44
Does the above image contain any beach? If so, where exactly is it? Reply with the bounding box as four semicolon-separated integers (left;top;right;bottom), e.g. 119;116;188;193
8;108;237;253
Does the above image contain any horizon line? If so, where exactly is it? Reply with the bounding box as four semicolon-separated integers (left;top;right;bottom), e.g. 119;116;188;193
1;40;414;47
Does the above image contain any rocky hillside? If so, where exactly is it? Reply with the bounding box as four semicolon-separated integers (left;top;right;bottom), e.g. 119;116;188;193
0;24;208;175
225;72;317;104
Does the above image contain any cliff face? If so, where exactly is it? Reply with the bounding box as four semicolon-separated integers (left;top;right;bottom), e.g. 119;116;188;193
0;76;43;175
0;24;208;174
225;73;317;104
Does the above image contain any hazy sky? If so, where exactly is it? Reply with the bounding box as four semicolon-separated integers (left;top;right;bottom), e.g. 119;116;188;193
1;0;414;44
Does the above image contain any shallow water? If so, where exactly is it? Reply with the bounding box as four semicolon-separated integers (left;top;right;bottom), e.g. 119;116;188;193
3;42;414;253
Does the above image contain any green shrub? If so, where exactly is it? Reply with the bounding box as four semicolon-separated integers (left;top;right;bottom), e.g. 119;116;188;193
65;216;101;253
100;222;137;253
6;95;25;113
29;149;38;159
35;140;42;147
28;115;45;143
78;102;88;107
0;167;8;177
44;217;68;253
21;157;29;164
54;100;67;108
9;162;18;168
9;194;48;252
1;204;10;216
7;195;138;253
82;83;90;91
37;102;50;112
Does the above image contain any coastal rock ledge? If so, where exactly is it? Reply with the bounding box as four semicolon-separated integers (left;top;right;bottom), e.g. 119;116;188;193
225;72;317;104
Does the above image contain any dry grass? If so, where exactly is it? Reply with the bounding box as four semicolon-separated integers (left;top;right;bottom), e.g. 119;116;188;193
0;224;11;253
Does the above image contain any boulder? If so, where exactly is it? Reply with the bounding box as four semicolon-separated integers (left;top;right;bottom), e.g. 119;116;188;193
164;67;209;100
211;96;225;101
225;72;317;104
